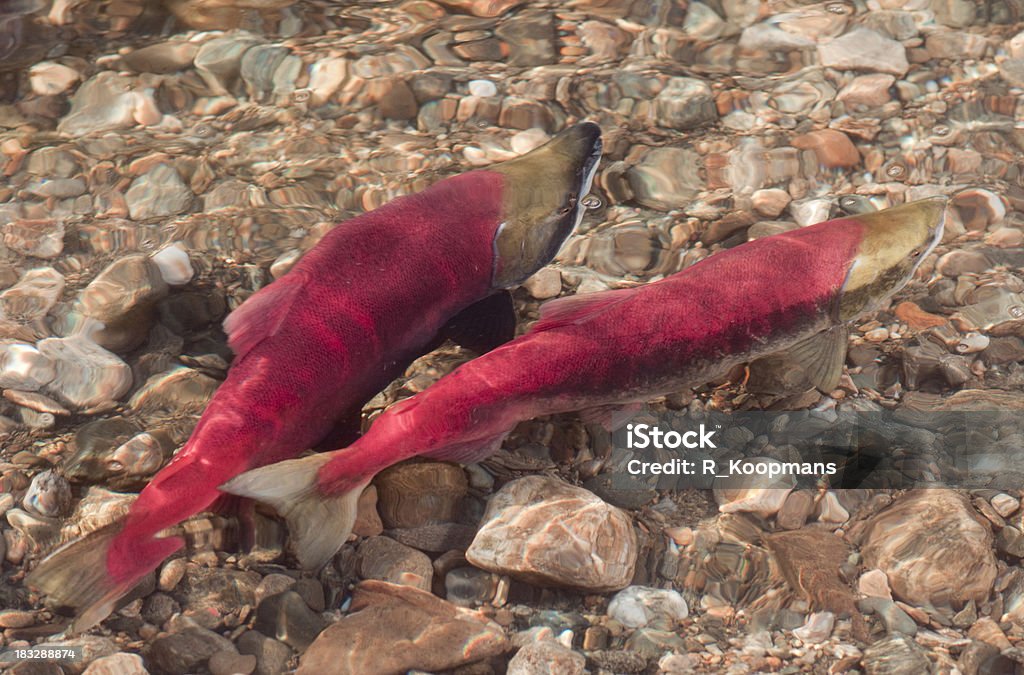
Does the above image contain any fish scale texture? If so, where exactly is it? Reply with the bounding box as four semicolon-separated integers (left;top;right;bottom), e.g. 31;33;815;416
105;170;506;584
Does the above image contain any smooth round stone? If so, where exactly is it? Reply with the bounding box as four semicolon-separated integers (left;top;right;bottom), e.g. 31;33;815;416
28;61;80;96
79;254;169;323
468;78;497;97
859;569;892;600
750;188;791;218
522;267;562;300
507;641;585;675
510;128;549;155
466;476;637;592
22;469;72;517
793;611;834;644
607;586;688;629
0;342;56;391
38;336;132;410
209;650;257;675
81;652;148;675
860;491;996;607
713;457;796;518
151;244;195;286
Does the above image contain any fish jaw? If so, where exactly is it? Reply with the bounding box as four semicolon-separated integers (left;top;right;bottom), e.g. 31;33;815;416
488;122;603;288
836;196;947;321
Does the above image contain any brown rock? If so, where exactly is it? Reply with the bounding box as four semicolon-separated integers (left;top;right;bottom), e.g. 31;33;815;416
792;129;860;169
297;581;507;675
858;490;996;608
374;461;466;529
378;80;418;120
894;301;948;330
776;490;815;530
837;74;895;107
466;476;637;592
356;536;434;591
352;485;383;537
750;188;791;218
434;0;524;17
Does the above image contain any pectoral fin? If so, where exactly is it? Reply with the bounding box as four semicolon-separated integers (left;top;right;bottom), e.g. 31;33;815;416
775;326;849;393
440;291;517;355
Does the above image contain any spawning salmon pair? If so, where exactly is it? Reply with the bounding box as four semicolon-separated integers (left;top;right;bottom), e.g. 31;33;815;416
29;122;947;634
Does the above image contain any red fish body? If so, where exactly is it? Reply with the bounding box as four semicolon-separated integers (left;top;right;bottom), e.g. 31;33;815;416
223;199;946;569
30;123;604;631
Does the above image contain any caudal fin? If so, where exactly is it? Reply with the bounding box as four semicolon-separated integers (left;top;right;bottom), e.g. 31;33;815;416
28;522;181;634
220;455;366;570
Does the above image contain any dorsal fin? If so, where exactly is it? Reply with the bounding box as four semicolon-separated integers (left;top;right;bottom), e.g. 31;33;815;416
223;271;308;359
531;288;633;333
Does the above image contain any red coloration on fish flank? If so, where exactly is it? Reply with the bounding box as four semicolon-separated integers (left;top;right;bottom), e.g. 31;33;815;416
315;217;867;493
105;171;507;585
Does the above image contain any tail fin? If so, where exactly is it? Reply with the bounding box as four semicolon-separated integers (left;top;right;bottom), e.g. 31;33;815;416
220;455;366;570
27;522;181;634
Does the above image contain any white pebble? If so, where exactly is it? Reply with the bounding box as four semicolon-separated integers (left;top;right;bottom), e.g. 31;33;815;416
150;243;194;286
607;586;688;629
468;79;497;97
510;128;550;155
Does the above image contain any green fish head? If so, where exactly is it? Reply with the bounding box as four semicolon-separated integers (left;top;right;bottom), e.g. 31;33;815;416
837;196;947;321
488;122;603;288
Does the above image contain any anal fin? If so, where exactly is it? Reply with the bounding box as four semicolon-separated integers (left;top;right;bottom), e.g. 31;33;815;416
440;291;517;355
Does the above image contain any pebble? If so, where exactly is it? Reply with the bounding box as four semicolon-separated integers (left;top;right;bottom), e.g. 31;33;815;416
793;611;834;643
468;79;497;97
606;586;688;629
858;597;917;636
791;129;860;169
652;77;717;130
0;342;56;391
861;634;929;674
298;580;507;675
38;336;133;409
253;590;326;652
236;630;293;675
125;164;193;220
713;458;796;517
148;628;237;674
28;61;80;96
0;609;37;628
150;244;195;286
837;74;895;107
750;188;790;218
818;27;909;76
22;469;71;517
82;653;149;675
859;490;996;608
0;267;65;323
374;462;466;529
79;254;168;324
158;558;188;592
208;651;257;675
356;535;433;591
627;147;702;211
466;476;637;592
859;569;893;600
57;72;138;136
507;641;585;675
2;219;65;259
992;493;1020;517
522;267;561;299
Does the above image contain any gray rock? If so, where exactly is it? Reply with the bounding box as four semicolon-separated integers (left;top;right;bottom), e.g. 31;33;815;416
236;630;294;675
626;147;702;211
356;535;434;591
57;72;137;136
39;336;132;410
859;598;917;636
862;634;930;675
652;77;717;130
126;165;193;220
79;254;168;324
147;627;235;675
624;628;687;661
818;27;909;76
253;590;326;652
607;586;688;629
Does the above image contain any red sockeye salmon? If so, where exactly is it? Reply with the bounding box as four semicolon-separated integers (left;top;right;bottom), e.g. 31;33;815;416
29;123;604;632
